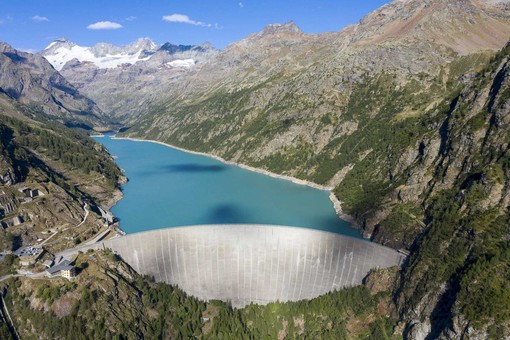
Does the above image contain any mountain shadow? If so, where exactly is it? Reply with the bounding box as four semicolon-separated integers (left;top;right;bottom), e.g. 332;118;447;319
207;204;250;224
163;163;227;173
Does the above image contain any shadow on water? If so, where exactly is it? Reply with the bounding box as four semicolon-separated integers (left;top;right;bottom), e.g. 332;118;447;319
137;163;228;177
207;204;250;224
162;163;228;173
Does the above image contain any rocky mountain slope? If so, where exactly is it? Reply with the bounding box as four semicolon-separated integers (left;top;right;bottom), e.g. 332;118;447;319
113;0;510;337
40;38;219;121
0;43;110;131
393;41;510;339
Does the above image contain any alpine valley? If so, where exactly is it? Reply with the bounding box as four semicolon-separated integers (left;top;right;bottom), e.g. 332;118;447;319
0;0;510;338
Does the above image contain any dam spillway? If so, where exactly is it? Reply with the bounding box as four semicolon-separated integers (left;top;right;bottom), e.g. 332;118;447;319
99;225;405;307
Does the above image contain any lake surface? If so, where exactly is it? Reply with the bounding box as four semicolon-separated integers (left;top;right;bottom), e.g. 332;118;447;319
95;136;361;238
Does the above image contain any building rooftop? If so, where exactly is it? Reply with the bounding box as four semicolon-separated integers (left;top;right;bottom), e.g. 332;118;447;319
46;259;73;275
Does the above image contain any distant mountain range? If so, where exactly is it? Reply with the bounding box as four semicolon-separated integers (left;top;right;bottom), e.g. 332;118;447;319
41;37;215;71
40;38;219;121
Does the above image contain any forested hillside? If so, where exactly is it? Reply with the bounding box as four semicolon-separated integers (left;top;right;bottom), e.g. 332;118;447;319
0;40;124;255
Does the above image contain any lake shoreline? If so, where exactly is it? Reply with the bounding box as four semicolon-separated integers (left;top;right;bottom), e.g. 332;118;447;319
112;136;361;231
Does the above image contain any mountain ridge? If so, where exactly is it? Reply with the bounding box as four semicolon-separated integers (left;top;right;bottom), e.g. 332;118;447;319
122;0;510;169
0;42;110;131
42;37;159;71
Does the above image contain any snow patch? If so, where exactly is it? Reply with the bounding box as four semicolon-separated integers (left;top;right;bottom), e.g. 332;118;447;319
166;59;195;69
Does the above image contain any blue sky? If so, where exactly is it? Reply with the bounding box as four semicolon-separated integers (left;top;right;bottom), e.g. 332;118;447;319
0;0;390;51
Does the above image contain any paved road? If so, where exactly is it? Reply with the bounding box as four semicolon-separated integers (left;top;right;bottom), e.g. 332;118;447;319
0;271;46;283
75;203;89;228
54;227;119;261
85;228;111;245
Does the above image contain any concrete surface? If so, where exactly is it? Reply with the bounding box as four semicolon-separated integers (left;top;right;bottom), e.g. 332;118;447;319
98;225;405;307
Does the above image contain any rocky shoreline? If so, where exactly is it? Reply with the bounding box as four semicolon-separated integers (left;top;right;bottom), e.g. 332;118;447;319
112;136;360;231
328;193;360;229
104;187;124;210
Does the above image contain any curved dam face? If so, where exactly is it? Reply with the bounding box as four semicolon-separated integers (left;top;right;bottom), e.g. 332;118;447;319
100;225;405;307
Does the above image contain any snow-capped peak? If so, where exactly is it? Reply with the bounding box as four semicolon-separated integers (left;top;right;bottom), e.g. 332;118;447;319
41;38;160;71
130;37;158;52
45;41;58;50
44;37;76;52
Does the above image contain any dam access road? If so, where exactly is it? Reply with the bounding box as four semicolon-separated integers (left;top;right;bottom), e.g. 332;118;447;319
91;225;405;307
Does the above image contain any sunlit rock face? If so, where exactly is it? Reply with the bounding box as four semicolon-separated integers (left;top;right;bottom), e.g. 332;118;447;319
100;225;404;307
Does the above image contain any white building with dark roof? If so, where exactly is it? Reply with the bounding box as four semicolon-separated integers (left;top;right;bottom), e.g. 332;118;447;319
46;260;76;279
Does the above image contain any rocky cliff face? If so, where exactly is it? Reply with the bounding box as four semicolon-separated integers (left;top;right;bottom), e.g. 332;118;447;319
392;42;510;339
40;39;219;121
0;43;109;131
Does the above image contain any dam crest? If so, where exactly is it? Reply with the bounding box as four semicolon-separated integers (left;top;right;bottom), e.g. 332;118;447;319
98;225;405;308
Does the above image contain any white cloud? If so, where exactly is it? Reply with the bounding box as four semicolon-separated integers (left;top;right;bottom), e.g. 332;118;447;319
126;16;136;21
162;13;212;27
87;21;123;30
32;15;49;22
239;2;244;8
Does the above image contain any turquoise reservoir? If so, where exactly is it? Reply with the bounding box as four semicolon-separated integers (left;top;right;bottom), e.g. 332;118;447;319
95;136;361;238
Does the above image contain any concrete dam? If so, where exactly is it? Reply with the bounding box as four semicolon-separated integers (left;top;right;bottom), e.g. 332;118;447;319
99;225;405;307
